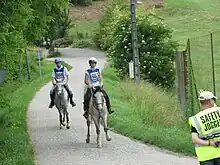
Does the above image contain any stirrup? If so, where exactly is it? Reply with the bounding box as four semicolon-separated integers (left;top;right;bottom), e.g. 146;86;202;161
71;101;76;107
83;112;89;119
108;108;115;114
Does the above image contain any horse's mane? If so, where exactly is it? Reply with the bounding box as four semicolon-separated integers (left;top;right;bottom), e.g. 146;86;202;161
93;86;103;93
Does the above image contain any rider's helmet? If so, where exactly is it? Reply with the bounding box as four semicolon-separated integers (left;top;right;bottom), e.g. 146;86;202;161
54;57;62;64
88;57;97;65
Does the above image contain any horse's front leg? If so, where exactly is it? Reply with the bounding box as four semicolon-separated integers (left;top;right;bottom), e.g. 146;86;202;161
86;117;90;143
61;109;66;127
103;114;111;141
58;110;63;129
93;116;101;148
65;108;70;129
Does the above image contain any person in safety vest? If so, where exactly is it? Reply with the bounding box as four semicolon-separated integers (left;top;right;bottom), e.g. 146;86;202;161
83;57;114;119
189;90;220;165
48;57;76;108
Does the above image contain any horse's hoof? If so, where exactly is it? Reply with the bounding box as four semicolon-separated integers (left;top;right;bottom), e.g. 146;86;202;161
107;137;112;141
66;126;70;129
60;126;62;129
86;138;90;143
97;144;102;148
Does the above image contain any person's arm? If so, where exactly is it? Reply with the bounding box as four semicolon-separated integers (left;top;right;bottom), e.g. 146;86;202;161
99;69;103;86
84;71;92;88
52;70;56;85
64;67;69;84
191;133;217;147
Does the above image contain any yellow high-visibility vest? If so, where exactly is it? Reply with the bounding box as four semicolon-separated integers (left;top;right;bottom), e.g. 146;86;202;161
189;106;220;161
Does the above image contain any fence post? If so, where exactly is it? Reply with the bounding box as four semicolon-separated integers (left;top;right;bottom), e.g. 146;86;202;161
182;50;188;114
210;33;216;96
36;50;42;77
25;48;31;80
175;49;180;102
175;49;184;112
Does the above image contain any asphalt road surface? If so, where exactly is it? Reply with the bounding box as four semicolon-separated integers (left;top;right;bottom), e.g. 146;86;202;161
28;48;198;165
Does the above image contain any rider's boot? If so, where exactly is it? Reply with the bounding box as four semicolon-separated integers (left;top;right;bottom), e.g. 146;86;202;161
83;110;89;119
64;85;76;107
106;104;115;114
103;91;115;114
48;93;55;108
69;94;76;107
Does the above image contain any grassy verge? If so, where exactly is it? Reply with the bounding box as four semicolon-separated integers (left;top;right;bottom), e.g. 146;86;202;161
69;20;99;48
103;66;195;156
156;0;220;110
0;60;72;165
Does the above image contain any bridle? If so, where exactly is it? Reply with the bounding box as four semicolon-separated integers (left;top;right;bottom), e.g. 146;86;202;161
56;83;64;97
91;87;105;110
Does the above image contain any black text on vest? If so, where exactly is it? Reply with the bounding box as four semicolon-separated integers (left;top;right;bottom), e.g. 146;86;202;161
200;111;220;131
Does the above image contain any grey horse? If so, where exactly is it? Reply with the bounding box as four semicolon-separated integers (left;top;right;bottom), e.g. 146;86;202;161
54;82;70;129
86;86;112;148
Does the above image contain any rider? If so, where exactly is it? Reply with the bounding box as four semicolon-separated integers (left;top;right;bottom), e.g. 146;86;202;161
48;57;76;108
83;57;114;119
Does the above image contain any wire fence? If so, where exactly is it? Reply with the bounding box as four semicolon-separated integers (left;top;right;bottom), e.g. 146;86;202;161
175;31;220;118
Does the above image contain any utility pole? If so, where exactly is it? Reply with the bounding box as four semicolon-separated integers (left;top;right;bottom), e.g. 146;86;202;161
130;0;140;84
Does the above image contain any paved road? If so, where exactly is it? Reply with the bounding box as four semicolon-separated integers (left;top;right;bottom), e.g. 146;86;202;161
28;48;198;165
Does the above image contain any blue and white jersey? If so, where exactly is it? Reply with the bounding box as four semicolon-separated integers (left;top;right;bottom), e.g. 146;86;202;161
85;68;101;87
52;65;69;82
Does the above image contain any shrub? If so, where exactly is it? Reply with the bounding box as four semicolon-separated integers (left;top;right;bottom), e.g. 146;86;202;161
48;51;63;58
70;0;92;6
96;1;178;89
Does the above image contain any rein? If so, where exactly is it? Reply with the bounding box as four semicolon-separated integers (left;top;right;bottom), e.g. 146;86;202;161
91;87;105;110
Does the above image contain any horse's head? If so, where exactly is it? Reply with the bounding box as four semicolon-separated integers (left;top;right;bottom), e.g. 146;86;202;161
92;86;105;110
56;82;65;96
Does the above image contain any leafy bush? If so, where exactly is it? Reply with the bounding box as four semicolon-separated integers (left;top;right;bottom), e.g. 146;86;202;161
53;38;73;48
70;0;92;6
70;32;94;48
45;8;73;45
95;1;178;89
0;0;70;82
48;51;63;58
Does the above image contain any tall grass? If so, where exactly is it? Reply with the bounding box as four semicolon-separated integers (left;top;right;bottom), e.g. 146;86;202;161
103;67;195;156
68;20;99;48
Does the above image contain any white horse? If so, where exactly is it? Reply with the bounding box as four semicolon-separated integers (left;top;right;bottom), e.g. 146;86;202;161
86;86;112;148
54;82;70;129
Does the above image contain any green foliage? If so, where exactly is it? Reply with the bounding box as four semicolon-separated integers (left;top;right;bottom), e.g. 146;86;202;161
48;51;63;58
70;0;93;6
96;1;178;88
45;8;73;44
69;21;99;48
71;32;92;48
0;0;71;82
102;66;194;156
0;61;72;164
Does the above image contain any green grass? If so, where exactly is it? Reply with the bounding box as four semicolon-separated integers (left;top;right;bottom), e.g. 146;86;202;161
99;0;220;156
156;0;220;103
69;20;99;48
103;66;196;156
0;60;72;165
